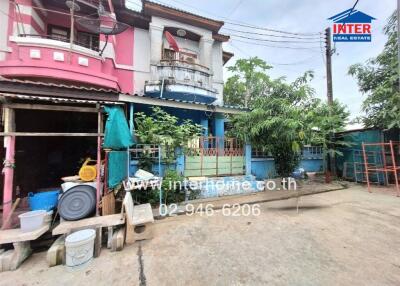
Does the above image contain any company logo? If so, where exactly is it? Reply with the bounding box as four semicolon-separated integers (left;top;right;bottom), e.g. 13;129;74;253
328;9;376;42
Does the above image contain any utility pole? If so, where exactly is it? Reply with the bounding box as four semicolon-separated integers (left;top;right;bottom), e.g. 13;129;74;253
325;27;335;179
325;27;333;105
397;0;400;92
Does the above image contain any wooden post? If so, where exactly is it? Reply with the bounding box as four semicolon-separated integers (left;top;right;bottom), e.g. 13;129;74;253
68;0;76;63
2;108;15;229
381;143;389;185
389;141;400;197
397;0;400;93
362;143;371;193
96;106;102;215
1;198;20;230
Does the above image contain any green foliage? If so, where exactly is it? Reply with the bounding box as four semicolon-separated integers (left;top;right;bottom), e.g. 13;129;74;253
305;99;352;171
223;75;247;106
224;57;272;107
234;99;304;176
137;148;154;172
228;58;350;176
130;188;160;206
135;107;202;164
348;11;400;129
128;169;186;206
230;68;315;177
162;169;185;204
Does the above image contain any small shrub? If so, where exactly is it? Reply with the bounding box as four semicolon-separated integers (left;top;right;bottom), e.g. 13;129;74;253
162;169;185;204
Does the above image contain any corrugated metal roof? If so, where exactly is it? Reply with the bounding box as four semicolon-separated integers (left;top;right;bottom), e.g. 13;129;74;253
1;93;123;105
119;93;248;111
0;76;247;111
0;76;119;93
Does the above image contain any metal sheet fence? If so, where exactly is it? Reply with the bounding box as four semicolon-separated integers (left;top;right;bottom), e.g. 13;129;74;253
185;136;245;177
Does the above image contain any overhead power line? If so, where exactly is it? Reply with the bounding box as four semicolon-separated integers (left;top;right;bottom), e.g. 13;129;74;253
221;27;323;40
229;34;323;44
228;42;251;58
225;0;244;18
231;38;321;50
348;0;360;18
268;55;320;66
147;0;322;36
224;21;322;36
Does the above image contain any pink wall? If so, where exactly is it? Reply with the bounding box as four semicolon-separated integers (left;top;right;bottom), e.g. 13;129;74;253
114;28;134;93
1;1;135;93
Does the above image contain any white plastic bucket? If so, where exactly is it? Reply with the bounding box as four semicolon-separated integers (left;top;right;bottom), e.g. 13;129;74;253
61;181;102;192
18;210;46;232
65;229;96;269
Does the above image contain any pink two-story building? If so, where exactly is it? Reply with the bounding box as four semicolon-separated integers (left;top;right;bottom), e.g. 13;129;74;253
0;0;245;226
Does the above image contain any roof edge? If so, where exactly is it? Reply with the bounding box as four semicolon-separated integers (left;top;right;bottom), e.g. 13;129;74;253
213;33;230;42
143;0;224;32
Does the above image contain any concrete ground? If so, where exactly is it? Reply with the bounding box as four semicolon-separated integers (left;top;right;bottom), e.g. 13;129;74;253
1;184;400;286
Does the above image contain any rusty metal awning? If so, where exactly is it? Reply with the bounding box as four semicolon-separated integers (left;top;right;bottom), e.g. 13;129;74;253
0;93;123;105
0;76;120;102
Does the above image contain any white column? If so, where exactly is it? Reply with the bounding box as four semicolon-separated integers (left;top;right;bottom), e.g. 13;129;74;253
199;37;214;69
149;23;164;65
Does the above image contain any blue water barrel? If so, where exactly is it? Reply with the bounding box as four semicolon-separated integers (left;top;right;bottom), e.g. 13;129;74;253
28;190;60;211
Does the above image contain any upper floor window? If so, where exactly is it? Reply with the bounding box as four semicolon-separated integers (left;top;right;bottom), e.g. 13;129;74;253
179;49;198;64
76;32;100;52
162;48;198;64
47;25;99;51
49;25;69;42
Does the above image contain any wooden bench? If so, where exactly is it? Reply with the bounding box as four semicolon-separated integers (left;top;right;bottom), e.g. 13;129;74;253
123;192;154;244
48;214;125;267
0;223;50;272
52;214;125;235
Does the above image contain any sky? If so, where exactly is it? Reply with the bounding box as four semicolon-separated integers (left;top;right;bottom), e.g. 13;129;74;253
128;0;396;123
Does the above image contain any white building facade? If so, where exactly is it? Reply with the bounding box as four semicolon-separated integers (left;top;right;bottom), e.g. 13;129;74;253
131;1;232;105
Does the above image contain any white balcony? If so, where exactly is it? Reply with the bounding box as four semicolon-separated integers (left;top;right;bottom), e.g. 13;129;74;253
145;56;218;104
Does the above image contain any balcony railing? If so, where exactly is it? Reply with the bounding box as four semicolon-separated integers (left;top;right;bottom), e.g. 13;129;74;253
151;60;212;90
18;34;100;52
4;34;120;90
161;49;209;72
159;59;209;73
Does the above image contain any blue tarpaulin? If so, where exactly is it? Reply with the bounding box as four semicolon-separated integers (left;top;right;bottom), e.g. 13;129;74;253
103;106;134;149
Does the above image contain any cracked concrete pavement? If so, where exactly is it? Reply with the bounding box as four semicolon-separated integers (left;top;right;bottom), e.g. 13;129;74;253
1;184;400;286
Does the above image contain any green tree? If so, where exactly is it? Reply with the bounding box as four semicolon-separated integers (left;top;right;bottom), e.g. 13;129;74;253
231;71;315;177
223;76;246;106
224;57;272;107
228;56;351;177
349;11;400;129
135;107;202;164
305;99;351;171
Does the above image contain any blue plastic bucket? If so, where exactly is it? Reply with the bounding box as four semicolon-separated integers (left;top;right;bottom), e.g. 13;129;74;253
28;190;60;211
